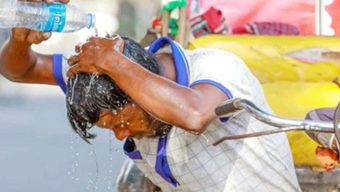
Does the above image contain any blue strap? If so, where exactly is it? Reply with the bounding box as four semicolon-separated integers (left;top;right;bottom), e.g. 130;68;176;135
148;37;190;87
52;54;67;94
150;37;189;187
123;139;142;160
123;37;189;187
155;136;179;187
190;79;234;122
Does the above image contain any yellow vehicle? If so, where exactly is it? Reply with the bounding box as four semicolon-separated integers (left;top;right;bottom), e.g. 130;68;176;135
189;35;340;191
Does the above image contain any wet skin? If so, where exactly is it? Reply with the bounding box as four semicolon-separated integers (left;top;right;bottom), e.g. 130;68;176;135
96;103;161;141
68;37;174;140
1;31;228;141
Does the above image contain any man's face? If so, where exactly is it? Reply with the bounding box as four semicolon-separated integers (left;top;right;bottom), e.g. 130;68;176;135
96;103;156;140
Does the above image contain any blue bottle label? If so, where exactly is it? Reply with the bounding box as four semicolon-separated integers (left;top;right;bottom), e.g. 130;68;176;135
39;3;66;32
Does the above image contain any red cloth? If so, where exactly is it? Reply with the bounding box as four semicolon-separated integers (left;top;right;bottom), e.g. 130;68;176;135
232;22;299;35
189;5;299;37
152;19;162;28
190;7;228;38
187;0;315;35
201;7;224;33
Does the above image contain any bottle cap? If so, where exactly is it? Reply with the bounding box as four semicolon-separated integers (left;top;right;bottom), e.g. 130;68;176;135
87;13;96;29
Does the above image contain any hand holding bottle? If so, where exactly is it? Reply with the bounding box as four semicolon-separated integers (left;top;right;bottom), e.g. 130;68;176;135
10;0;72;45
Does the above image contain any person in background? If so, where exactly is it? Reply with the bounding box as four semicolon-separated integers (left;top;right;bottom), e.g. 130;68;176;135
305;108;340;171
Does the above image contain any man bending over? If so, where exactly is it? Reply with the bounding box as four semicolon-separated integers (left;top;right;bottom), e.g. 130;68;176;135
0;1;301;191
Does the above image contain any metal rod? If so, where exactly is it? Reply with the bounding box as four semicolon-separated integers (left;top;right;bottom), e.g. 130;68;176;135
229;99;334;132
214;98;338;146
213;126;305;146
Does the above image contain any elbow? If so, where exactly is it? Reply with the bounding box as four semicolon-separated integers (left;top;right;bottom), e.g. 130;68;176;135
0;44;35;83
0;56;33;83
180;108;210;134
0;67;25;83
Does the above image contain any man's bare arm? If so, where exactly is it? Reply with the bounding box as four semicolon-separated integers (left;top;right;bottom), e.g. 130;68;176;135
68;37;228;134
0;0;69;84
0;29;55;84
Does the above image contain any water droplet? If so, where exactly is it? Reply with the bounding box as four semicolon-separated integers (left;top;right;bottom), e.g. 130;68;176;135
201;133;210;143
69;74;79;105
94;27;99;37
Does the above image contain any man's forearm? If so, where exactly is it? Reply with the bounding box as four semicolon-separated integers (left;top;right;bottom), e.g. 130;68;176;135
0;37;36;81
104;58;216;133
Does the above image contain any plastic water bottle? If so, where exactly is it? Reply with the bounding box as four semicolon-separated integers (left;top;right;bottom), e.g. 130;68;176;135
0;1;95;33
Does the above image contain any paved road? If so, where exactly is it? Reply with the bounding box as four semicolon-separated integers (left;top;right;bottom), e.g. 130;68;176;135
0;83;126;192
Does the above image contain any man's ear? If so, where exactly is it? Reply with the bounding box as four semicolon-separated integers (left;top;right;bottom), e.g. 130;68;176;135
113;35;125;53
140;28;158;48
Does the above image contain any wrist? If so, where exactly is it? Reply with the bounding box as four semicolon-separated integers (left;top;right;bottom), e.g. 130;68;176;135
9;36;32;49
102;52;128;75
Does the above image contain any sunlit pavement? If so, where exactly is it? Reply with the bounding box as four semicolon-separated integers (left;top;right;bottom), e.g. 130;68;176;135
0;79;125;192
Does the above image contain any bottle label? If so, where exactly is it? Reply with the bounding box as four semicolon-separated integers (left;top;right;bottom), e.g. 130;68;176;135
40;3;66;32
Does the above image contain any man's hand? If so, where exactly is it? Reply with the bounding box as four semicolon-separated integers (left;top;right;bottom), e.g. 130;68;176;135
0;0;70;84
315;146;339;171
11;0;70;45
67;36;125;77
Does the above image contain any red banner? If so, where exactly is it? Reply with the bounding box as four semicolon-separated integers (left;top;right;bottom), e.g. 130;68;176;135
188;0;340;35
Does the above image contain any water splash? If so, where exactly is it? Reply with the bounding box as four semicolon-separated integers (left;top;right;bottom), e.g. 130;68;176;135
94;26;99;37
112;110;117;115
120;107;125;128
86;146;100;192
69;74;79;105
201;133;210;144
68;134;81;182
106;131;116;191
86;74;98;97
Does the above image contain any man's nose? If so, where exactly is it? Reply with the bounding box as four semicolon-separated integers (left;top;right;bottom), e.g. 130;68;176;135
113;128;131;141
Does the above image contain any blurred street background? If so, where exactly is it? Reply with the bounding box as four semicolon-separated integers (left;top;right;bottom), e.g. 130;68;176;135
0;0;160;191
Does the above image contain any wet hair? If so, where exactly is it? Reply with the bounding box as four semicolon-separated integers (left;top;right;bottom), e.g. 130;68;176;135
66;36;160;143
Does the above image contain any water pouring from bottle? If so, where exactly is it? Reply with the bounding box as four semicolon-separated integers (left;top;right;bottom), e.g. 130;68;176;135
0;1;96;33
